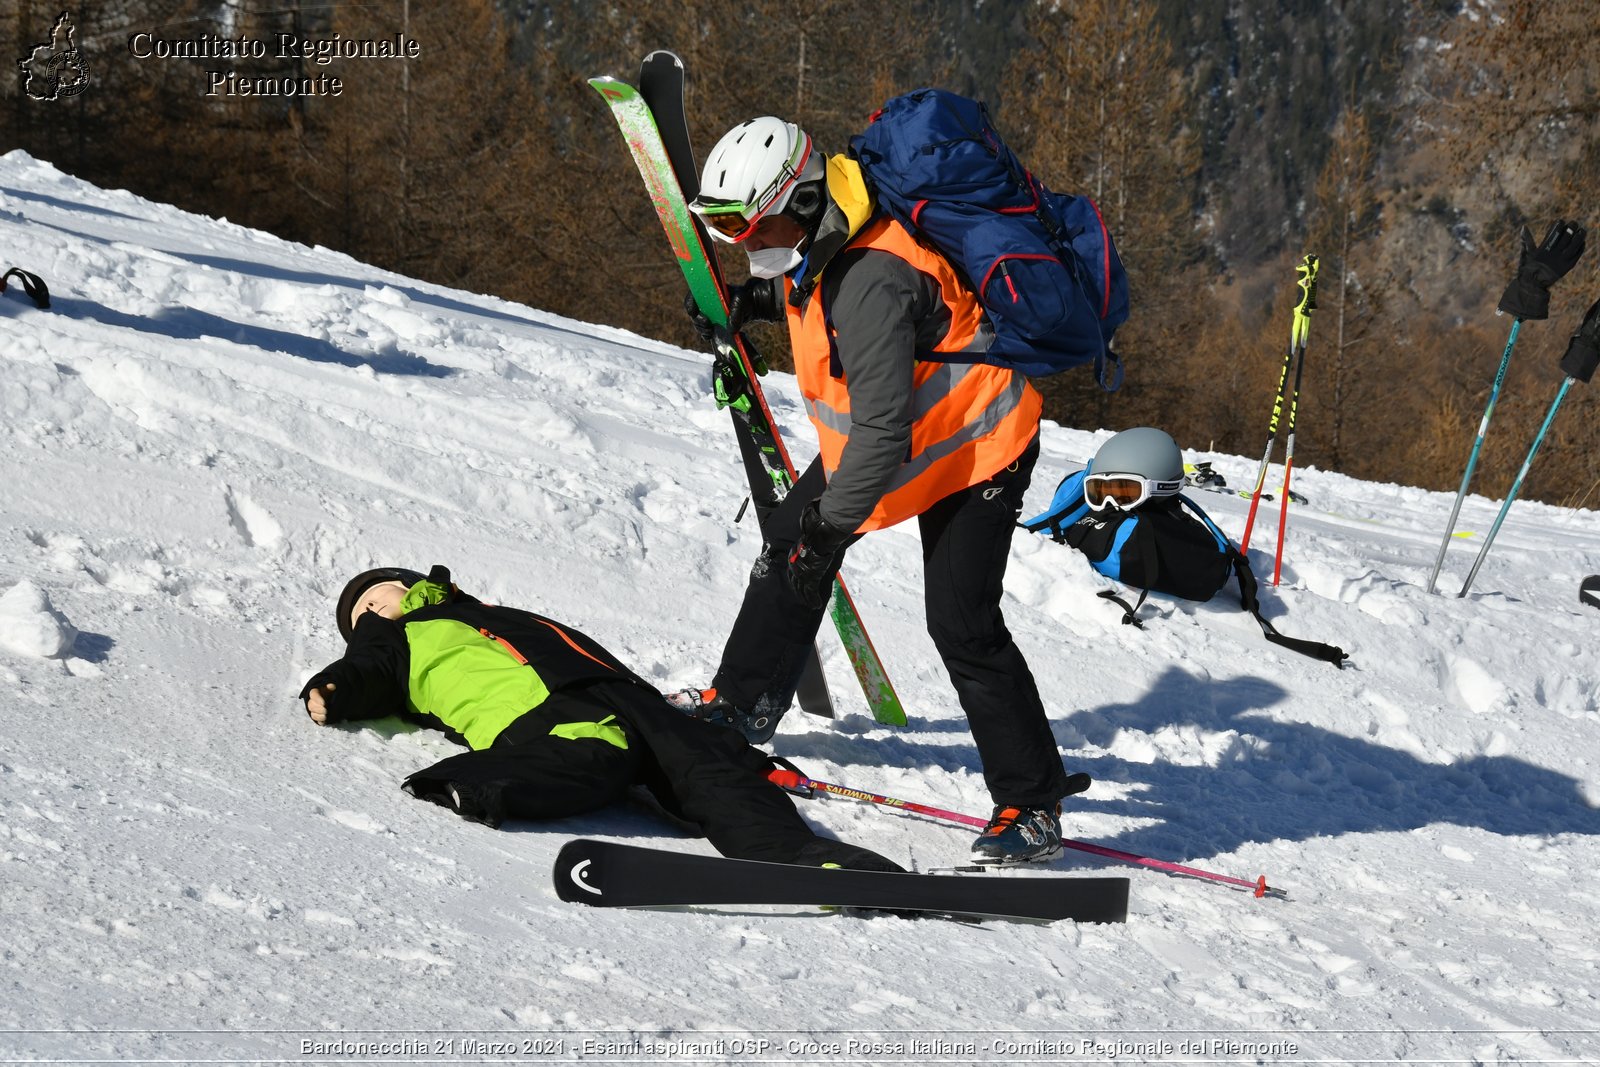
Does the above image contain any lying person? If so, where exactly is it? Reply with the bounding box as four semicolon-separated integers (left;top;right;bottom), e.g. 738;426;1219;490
300;564;897;871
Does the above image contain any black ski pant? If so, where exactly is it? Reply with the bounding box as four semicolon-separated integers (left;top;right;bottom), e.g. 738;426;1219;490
401;679;896;869
712;434;1070;810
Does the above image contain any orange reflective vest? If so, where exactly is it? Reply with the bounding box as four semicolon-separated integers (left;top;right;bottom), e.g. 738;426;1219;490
785;215;1042;532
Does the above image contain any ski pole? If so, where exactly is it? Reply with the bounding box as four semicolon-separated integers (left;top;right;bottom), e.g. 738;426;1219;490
768;768;1282;898
1239;331;1296;554
1457;379;1571;597
1240;255;1316;554
1271;255;1318;585
1459;296;1600;597
1426;320;1523;594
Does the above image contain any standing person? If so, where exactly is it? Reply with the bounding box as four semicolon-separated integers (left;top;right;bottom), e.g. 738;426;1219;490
673;117;1073;865
301;564;899;872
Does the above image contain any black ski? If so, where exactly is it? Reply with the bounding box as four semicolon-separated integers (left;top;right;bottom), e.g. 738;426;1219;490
635;51;834;721
553;839;1129;923
1185;464;1312;505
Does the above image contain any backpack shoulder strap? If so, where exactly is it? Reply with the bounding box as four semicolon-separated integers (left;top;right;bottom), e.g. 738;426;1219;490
1179;492;1344;663
1097;513;1158;627
1019;468;1090;542
1229;551;1349;667
1097;587;1147;628
1177;493;1231;551
1;267;50;310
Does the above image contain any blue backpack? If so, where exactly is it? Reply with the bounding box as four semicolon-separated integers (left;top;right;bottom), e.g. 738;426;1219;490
1021;467;1347;666
850;89;1129;386
1022;468;1236;602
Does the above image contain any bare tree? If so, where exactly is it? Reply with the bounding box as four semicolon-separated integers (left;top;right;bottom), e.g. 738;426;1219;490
1305;107;1385;471
1001;0;1206;439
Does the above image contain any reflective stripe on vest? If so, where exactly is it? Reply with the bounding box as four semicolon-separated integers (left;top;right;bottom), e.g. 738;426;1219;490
787;216;1042;532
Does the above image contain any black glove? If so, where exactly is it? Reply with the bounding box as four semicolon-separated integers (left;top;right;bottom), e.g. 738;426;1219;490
786;501;853;611
684;279;783;344
1498;220;1587;321
1560;297;1600;384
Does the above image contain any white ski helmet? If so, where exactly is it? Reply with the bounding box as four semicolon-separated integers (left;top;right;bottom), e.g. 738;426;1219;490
691;116;824;244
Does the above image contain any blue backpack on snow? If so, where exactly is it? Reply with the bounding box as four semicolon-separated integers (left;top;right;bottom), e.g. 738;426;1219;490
850;89;1129;386
1021;467;1347;666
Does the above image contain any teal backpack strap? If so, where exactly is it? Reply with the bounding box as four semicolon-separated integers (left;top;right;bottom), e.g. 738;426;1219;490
1177;493;1231;551
1019;468;1090;542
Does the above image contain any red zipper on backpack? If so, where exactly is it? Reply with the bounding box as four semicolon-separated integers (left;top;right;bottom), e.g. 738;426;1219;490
979;253;1059;303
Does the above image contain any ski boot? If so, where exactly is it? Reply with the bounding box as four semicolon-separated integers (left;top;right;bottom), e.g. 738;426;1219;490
664;687;785;745
969;803;1063;865
1184;461;1227;489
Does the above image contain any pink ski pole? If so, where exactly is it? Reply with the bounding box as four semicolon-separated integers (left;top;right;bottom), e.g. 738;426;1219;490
769;768;1281;899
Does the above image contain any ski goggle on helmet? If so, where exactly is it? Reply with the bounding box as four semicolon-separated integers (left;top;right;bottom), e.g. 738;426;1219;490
1084;427;1185;511
690;117;819;244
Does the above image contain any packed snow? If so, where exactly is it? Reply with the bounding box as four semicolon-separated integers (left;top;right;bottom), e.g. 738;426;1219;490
1;150;1597;1064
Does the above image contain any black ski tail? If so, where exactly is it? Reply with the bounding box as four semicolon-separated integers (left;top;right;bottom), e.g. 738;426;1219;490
553;839;1129;923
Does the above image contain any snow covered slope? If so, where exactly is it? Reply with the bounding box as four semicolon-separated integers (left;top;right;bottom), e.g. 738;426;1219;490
2;150;1597;1063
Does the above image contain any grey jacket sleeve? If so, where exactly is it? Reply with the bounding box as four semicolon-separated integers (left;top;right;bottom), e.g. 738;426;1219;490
814;249;945;532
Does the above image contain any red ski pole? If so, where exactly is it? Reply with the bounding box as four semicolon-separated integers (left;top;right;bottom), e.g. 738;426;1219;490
768;768;1281;898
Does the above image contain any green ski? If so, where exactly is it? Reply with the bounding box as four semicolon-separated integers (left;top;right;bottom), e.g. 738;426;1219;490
591;68;906;727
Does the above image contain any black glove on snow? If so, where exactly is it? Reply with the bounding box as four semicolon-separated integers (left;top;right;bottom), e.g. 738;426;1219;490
1560;297;1600;384
1498;220;1587;321
786;501;853;611
683;279;783;343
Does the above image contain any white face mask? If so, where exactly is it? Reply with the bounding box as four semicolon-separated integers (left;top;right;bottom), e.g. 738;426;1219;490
747;244;804;279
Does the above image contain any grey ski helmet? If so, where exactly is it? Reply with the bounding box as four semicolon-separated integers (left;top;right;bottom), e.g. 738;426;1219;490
336;566;424;643
1088;428;1184;506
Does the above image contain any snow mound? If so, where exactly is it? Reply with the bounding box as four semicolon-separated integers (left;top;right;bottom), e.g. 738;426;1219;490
0;579;78;658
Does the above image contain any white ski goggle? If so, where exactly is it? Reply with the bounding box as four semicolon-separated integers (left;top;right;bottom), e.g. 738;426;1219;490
1084;472;1182;511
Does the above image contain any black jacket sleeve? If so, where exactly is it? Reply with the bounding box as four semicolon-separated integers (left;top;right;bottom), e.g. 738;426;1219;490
298;613;409;724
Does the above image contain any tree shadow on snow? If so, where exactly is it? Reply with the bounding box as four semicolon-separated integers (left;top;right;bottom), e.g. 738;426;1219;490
173;251;614;348
0;185;145;223
6;208;663;366
43;295;452;378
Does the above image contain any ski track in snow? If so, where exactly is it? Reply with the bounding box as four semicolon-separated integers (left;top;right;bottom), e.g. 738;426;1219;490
2;151;1598;1062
